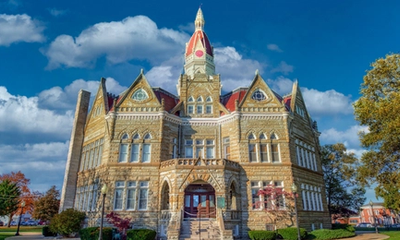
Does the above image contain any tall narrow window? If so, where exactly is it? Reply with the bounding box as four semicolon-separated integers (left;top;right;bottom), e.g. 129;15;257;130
260;144;268;162
131;144;139;162
126;182;136;210
223;137;230;159
206;139;215;158
119;144;129;163
187;105;194;114
197;105;203;114
249;144;257;162
114;181;125;210
195;139;204;158
138;181;149;210
251;181;261;209
142;144;151;163
206;105;212;114
271;144;280;163
185;139;193;158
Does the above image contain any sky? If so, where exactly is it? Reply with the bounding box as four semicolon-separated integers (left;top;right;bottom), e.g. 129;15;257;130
0;0;399;204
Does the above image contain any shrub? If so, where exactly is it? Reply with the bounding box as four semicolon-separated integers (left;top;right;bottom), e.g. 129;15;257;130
79;227;113;240
42;226;57;237
308;229;355;240
277;227;307;240
248;230;276;240
49;208;86;237
332;223;355;232
127;229;156;240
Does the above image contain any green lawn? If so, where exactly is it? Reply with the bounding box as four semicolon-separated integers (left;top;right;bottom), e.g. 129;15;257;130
381;231;400;240
0;226;43;233
0;233;15;240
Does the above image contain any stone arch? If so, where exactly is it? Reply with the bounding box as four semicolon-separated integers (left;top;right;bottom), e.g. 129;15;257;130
179;172;222;192
160;179;171;210
227;177;240;210
247;131;256;140
118;131;129;140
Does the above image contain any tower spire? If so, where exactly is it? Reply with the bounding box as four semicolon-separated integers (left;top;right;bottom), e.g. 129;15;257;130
195;8;205;31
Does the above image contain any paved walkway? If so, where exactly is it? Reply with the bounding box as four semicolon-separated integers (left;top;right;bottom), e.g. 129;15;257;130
3;231;391;240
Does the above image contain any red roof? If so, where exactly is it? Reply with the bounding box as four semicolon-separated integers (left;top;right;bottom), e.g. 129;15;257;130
220;88;248;112
153;88;179;112
186;30;213;57
283;96;292;112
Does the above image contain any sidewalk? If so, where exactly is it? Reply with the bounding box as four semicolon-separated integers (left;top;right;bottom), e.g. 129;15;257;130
352;232;390;240
4;232;80;240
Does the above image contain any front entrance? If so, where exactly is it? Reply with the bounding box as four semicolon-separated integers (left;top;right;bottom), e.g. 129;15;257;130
184;183;215;218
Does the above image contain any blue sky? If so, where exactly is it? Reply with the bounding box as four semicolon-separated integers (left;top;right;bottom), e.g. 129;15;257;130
1;0;399;204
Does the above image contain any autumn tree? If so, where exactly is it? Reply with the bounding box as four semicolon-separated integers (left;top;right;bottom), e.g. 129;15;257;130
353;53;400;212
321;143;365;219
106;212;132;240
0;180;21;216
32;186;60;222
0;171;36;226
256;184;296;229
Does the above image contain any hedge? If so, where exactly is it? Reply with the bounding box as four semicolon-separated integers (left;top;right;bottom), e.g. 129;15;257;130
79;227;113;240
308;229;355;240
42;226;57;237
127;229;156;240
248;230;276;240
331;224;355;232
277;227;307;240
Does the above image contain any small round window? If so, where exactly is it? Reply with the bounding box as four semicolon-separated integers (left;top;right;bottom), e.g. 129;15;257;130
251;89;267;101
132;89;148;101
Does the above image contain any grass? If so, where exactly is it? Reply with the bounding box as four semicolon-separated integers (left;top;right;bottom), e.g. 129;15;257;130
0;226;43;233
0;233;14;240
381;231;400;240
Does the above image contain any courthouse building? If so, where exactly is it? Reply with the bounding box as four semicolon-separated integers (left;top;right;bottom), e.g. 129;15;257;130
60;8;330;239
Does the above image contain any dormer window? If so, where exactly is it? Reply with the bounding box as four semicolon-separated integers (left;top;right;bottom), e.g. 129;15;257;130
251;89;267;101
132;89;148;101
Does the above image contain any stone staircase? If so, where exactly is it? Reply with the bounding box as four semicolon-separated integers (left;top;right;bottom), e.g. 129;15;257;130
180;218;221;240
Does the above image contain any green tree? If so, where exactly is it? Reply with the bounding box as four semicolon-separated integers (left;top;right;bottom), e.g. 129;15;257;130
321;143;365;219
32;186;60;222
0;179;21;216
353;53;400;212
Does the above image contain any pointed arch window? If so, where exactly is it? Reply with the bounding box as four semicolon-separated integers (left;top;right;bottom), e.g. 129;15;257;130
197;96;203;102
206;96;212;102
132;89;148;101
259;133;267;140
142;134;152;163
248;133;256;140
188;96;194;102
133;133;140;140
251;89;267;101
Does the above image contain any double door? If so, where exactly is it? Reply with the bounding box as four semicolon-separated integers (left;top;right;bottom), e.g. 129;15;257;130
184;193;216;218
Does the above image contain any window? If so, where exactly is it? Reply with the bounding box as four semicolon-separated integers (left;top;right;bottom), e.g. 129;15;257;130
119;144;129;163
113;181;149;211
260;133;266;140
187;105;194;114
249;144;256;162
197;96;203;102
185;139;193;158
131;144;139;162
114;181;125;210
206;139;215;158
248;133;256;140
206;105;212;114
142;144;151;162
223;137;230;159
251;89;267;101
197;105;203;114
188;96;194;102
133;133;140;139
144;133;151;140
171;138;177;158
271;144;280;163
138;182;149;210
195;139;204;158
206;96;212;102
260;144;268;162
132;89;148;101
251;181;261;209
81;138;104;171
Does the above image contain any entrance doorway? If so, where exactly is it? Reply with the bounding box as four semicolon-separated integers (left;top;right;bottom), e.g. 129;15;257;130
184;183;215;218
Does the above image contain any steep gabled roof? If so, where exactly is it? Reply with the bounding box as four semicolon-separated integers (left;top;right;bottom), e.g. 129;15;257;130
152;87;179;112
220;87;248;112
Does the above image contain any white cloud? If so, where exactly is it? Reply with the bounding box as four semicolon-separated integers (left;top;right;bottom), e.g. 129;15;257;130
302;88;353;117
320;125;368;150
214;47;264;92
43;15;189;69
0;14;45;46
0;86;73;136
48;8;67;17
267;44;283;52
266;77;294;96
271;61;293;75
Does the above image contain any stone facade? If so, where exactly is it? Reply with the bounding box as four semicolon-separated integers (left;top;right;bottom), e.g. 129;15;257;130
60;8;331;239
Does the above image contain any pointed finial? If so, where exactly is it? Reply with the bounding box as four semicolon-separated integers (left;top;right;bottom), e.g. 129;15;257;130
255;69;259;75
195;7;205;31
140;68;144;74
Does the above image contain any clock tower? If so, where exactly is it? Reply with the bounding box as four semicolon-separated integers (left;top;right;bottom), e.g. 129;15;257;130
184;8;215;77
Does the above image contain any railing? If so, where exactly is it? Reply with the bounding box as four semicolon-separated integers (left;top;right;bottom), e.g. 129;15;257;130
160;158;240;170
230;210;240;220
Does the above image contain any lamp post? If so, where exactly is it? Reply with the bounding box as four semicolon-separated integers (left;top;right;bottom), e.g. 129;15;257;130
99;184;108;240
369;200;379;234
15;200;25;236
291;183;301;240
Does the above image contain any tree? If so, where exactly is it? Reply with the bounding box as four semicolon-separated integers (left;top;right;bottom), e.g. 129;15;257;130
106;211;132;240
0;179;21;216
256;184;296;229
321;143;365;219
0;171;36;227
353;53;400;212
32;186;60;222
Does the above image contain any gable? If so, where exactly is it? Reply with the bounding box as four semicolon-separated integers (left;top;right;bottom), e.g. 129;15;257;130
290;80;311;122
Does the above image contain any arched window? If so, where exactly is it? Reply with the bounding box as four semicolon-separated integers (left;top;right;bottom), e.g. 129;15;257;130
121;133;129;140
270;133;278;139
142;133;152;163
259;133;266;140
197;96;203;102
132;89;148;101
144;133;152;140
206;96;212;102
251;89;267;101
133;133;140;140
248;133;256;162
248;133;256;140
188;96;194;102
